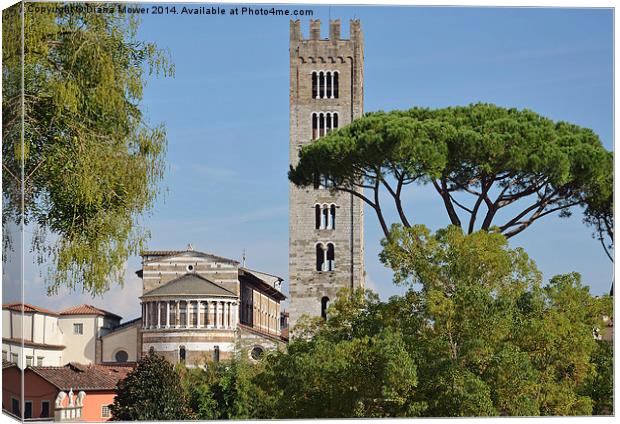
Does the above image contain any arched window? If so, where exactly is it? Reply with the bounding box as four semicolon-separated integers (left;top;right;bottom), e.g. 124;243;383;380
333;112;338;129
333;72;339;98
329;204;336;229
319;113;325;137
326;113;332;134
312;71;318;98
115;350;129;363
326;243;335;271
321;297;330;319
213;346;220;362
326;71;332;98
312;113;318;140
179;346;186;363
315;204;322;229
316;244;325;271
149;346;155;355
318;72;325;98
321;204;329;229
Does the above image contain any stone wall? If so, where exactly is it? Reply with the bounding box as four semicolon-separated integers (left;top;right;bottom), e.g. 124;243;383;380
288;19;365;330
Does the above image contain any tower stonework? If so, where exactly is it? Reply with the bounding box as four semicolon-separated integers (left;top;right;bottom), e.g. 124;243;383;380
288;19;365;330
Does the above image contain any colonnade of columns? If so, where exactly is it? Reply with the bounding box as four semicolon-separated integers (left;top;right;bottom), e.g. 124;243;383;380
142;299;237;330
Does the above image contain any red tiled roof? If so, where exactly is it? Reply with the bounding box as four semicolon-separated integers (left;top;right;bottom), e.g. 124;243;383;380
59;304;121;320
2;302;59;316
29;363;134;391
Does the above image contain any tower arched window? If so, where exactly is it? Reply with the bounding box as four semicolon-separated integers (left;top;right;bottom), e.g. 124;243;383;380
312;71;318;98
179;346;186;363
326;71;332;98
316;244;325;271
315;205;322;229
321;297;330;320
330;204;336;229
312;71;339;99
326;243;335;271
312;113;318;140
316;243;335;271
333;71;339;98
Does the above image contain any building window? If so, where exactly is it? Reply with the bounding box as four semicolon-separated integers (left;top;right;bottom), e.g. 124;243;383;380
11;353;18;363
312;71;318;98
316;243;335;271
326;243;335;271
200;301;208;326
169;301;176;326
73;323;83;335
190;301;198;327
321;297;330;320
315;204;336;229
101;405;111;418
180;301;187;327
24;401;32;419
11;398;20;417
179;346;186;363
115;350;129;363
26;356;33;367
213;346;220;362
40;400;50;418
36;356;43;366
160;302;167;327
2;351;7;361
250;346;264;361
311;112;338;140
149;346;155;355
312;70;339;99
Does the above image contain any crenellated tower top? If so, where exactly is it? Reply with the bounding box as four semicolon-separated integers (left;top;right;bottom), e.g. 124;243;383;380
289;19;362;42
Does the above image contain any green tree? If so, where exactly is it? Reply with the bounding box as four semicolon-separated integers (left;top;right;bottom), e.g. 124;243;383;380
111;352;194;421
288;104;613;259
580;340;613;415
255;290;425;418
183;357;268;420
380;225;612;416
2;3;173;294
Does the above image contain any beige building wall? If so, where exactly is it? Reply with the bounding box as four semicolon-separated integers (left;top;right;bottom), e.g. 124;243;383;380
57;315;98;364
101;323;140;363
141;253;239;295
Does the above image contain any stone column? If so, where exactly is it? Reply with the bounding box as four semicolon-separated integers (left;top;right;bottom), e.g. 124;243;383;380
197;300;202;328
166;302;170;328
157;301;161;328
142;303;147;328
175;301;180;329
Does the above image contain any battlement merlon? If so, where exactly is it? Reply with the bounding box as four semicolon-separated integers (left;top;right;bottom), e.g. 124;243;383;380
289;19;362;42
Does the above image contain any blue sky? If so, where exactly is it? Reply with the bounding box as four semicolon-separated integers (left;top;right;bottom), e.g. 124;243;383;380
7;5;613;321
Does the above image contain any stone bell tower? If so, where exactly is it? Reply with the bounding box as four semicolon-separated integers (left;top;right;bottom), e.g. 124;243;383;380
288;19;365;330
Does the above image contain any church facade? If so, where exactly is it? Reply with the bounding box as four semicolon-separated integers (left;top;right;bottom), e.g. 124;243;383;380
288;19;366;329
134;248;286;365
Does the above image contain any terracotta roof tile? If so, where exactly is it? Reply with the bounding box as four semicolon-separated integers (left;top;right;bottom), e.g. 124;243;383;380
59;304;121;320
2;302;59;316
29;363;134;391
